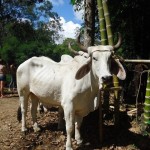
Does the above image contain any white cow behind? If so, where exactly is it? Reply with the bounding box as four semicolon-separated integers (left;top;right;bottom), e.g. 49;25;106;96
17;38;126;150
60;54;74;63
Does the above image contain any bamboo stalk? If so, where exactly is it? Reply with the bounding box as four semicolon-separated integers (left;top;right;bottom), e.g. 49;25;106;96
101;0;119;98
102;0;120;128
144;72;150;125
97;0;107;45
102;0;113;45
97;0;108;144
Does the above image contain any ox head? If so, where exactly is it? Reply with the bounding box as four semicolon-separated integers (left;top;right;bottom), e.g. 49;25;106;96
75;33;126;89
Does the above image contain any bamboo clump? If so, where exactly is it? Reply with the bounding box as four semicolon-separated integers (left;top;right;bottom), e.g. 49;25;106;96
144;72;150;125
101;0;120;128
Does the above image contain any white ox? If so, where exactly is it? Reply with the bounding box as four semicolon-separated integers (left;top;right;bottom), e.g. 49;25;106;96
17;43;126;150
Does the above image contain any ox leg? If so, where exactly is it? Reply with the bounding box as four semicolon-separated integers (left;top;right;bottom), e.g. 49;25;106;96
20;95;28;132
63;104;74;150
30;94;41;132
58;106;65;130
75;116;83;145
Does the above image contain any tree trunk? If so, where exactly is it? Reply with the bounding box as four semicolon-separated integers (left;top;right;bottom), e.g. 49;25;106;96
84;0;95;47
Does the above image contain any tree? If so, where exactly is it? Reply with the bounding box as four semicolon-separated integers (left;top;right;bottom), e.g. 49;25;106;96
83;0;96;47
0;0;62;65
71;0;96;47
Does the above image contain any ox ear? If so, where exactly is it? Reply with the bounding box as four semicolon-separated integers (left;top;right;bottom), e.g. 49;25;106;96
75;58;91;80
111;59;126;80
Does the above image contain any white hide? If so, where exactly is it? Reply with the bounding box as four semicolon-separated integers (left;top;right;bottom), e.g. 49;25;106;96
17;45;126;150
37;55;74;113
60;54;74;63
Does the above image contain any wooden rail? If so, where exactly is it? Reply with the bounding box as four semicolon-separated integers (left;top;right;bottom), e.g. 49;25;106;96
125;59;150;63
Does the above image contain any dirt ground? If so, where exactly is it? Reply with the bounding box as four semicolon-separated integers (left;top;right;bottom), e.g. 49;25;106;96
0;94;150;150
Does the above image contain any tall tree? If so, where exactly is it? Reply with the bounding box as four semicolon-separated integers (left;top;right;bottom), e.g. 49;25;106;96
83;0;95;47
71;0;95;47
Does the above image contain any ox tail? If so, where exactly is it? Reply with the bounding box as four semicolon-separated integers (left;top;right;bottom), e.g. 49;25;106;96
17;106;22;123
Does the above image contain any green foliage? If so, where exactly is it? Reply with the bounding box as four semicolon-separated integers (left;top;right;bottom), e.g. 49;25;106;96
1;36;19;63
1;0;149;67
0;20;78;65
0;0;63;66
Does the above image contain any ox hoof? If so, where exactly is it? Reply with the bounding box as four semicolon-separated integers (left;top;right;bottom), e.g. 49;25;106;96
22;128;27;133
33;122;41;132
33;126;41;132
21;130;27;137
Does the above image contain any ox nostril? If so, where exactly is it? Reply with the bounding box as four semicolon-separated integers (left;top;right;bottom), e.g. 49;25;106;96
102;75;113;83
102;76;106;82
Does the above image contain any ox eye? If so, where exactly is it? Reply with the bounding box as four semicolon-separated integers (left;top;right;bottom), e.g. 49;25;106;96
93;57;97;61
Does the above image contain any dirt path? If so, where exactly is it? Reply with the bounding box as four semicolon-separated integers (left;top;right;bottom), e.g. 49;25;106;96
0;96;21;149
0;96;150;150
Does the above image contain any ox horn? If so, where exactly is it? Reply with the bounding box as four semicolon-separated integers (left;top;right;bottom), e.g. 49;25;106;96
76;33;87;52
113;32;122;49
68;42;79;55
